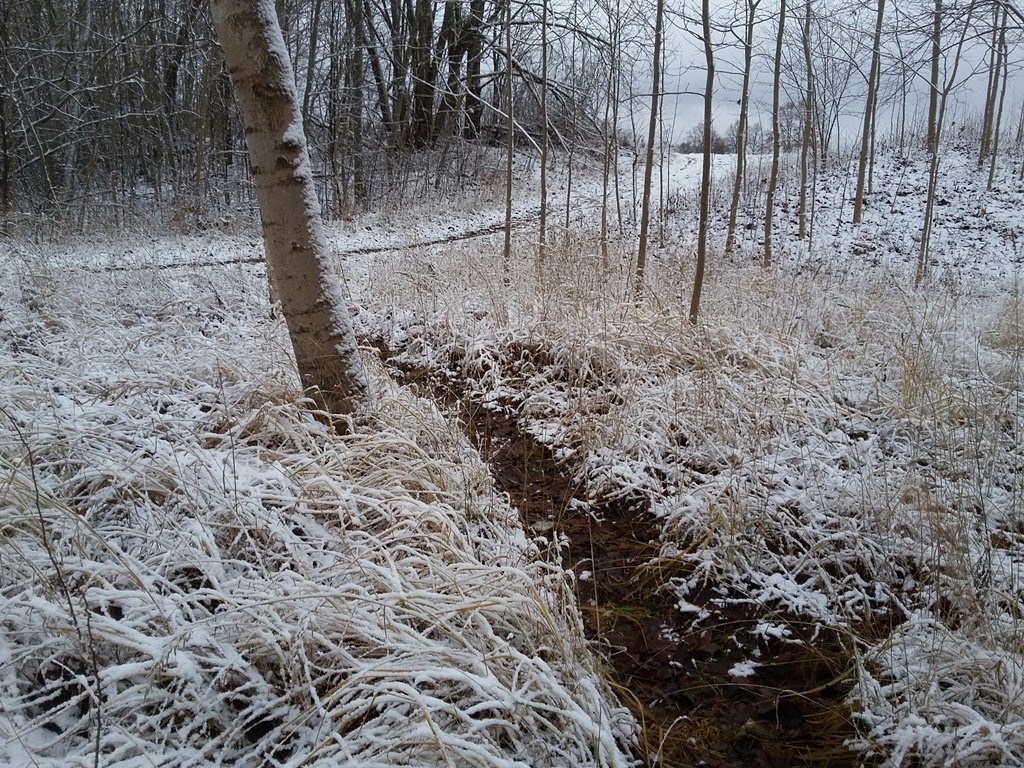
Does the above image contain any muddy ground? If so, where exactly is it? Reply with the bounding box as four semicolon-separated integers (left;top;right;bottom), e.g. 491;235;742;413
374;343;863;767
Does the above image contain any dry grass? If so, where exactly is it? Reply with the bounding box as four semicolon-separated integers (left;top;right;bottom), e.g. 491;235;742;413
360;214;1024;766
0;240;635;767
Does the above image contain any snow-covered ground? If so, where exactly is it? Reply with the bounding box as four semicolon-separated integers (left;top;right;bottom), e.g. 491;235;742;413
355;147;1024;765
0;238;633;766
2;145;1022;766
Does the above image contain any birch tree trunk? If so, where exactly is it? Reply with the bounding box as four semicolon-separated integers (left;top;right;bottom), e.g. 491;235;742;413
211;0;370;420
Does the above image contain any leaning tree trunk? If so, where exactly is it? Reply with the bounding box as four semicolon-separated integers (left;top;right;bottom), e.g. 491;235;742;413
211;0;370;420
978;6;1000;168
988;7;1009;191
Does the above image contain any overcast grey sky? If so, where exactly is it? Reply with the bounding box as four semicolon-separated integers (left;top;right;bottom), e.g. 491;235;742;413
647;1;1005;148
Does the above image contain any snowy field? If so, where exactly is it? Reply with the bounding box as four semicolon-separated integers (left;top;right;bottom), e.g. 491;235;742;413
0;237;633;765
356;148;1024;765
2;147;1023;766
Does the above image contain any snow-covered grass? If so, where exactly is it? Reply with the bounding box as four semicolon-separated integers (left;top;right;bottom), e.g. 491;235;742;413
355;149;1024;766
3;145;1022;767
0;243;634;766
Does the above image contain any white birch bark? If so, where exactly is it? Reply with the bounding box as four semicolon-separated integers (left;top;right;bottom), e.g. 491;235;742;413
211;0;370;420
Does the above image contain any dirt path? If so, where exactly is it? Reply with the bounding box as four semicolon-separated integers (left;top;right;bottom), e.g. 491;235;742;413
372;342;862;768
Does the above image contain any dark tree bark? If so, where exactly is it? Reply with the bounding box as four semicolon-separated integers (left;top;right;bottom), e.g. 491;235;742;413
797;0;813;240
763;0;786;268
725;0;760;255
689;0;713;324
926;0;941;154
853;0;884;224
635;0;664;300
502;0;514;284
465;0;487;136
538;0;548;264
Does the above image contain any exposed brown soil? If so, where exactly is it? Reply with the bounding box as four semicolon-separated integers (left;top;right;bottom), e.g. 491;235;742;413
372;341;862;767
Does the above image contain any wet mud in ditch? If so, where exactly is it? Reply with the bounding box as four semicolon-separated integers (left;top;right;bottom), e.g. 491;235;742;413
372;343;861;767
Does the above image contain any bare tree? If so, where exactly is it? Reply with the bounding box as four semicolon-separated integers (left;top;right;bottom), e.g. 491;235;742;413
724;0;761;255
988;5;1009;190
978;2;1002;168
599;15;619;270
689;0;714;323
763;0;786;268
853;0;885;224
797;0;814;240
538;0;549;263
0;0;10;233
806;7;859;163
926;0;941;154
301;0;323;126
635;0;665;300
503;0;515;284
212;0;371;420
347;0;367;206
918;0;977;285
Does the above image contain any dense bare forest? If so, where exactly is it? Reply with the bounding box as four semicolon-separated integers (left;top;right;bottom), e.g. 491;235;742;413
2;0;1016;229
2;0;613;225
